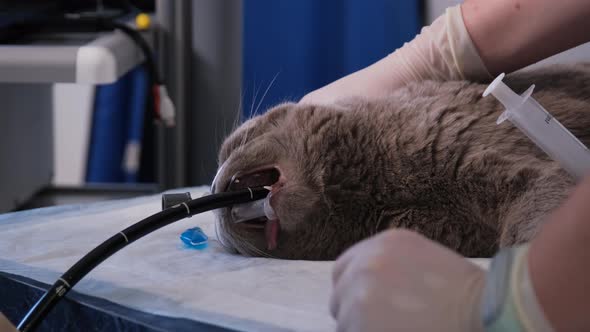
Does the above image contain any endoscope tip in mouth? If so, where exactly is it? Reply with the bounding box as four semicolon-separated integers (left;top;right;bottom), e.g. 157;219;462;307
225;167;282;250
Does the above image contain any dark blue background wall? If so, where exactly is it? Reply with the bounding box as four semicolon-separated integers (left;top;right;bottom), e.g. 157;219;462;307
242;0;421;118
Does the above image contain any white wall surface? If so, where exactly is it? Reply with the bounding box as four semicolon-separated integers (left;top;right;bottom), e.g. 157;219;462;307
52;84;94;186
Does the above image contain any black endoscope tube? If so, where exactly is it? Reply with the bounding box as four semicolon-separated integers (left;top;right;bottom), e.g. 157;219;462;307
18;187;269;332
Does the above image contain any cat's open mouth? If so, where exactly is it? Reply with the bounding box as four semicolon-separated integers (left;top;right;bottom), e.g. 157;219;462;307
227;167;281;250
227;167;280;194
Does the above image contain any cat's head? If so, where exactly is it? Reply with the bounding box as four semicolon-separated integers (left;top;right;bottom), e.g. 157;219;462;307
212;102;388;260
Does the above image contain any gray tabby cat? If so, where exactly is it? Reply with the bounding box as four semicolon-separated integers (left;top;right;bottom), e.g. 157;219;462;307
212;65;590;260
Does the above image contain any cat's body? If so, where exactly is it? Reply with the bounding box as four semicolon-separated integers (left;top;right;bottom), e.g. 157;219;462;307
212;65;590;260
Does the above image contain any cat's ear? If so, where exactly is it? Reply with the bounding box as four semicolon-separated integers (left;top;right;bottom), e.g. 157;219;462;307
264;102;294;125
218;103;295;164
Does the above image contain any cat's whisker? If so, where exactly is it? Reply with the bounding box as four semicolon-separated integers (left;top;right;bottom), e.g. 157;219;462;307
214;217;235;252
237;234;273;258
231;231;277;259
217;216;280;259
248;81;262;121
238;117;259;153
238;125;251;152
253;71;281;117
245;243;275;259
238;113;257;151
232;89;247;132
234;79;269;151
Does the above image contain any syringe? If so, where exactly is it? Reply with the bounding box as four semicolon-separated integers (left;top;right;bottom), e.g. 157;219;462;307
483;73;590;181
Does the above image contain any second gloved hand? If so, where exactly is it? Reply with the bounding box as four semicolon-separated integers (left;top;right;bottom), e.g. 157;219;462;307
330;229;486;332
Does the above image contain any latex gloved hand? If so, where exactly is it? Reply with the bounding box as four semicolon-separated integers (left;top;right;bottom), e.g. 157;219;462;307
330;229;485;332
300;5;491;105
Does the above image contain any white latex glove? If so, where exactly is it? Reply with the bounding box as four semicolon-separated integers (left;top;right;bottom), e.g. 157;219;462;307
300;5;491;105
330;229;485;332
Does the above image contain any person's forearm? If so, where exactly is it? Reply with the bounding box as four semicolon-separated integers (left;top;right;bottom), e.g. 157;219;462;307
300;4;491;105
462;0;590;75
528;175;590;330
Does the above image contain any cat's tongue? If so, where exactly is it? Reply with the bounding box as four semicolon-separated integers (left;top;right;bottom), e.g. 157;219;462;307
265;219;280;251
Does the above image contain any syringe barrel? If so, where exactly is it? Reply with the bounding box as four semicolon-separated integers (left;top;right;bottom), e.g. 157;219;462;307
485;73;590;181
506;97;590;180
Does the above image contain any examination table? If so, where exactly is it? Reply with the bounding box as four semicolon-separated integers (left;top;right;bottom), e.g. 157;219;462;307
0;187;489;331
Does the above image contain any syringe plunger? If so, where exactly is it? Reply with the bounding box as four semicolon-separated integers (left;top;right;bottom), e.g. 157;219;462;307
484;73;590;180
